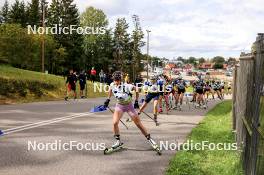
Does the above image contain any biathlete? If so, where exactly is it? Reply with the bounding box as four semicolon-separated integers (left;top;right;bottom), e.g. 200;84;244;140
204;81;212;99
194;78;206;109
157;75;166;113
138;76;160;125
103;71;160;154
174;76;187;110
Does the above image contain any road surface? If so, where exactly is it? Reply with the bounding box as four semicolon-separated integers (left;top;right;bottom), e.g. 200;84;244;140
0;96;228;175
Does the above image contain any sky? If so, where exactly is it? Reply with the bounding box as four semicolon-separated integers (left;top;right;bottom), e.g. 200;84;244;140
1;0;264;59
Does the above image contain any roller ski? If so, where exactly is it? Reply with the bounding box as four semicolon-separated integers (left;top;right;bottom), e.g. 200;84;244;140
104;137;124;155
147;135;162;155
173;104;182;111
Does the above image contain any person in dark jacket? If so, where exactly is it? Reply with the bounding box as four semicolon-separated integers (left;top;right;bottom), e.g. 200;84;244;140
65;69;77;101
79;70;87;98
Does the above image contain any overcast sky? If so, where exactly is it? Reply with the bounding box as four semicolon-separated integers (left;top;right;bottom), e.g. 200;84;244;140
1;0;264;59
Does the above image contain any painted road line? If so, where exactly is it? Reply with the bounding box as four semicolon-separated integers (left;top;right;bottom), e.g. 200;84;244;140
1;112;93;136
3;112;92;133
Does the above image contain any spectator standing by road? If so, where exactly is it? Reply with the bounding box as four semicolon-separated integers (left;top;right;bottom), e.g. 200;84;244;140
99;69;104;83
79;70;87;98
65;69;77;101
90;67;97;83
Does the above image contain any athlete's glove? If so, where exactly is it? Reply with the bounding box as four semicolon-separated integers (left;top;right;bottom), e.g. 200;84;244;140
134;100;139;109
104;99;110;108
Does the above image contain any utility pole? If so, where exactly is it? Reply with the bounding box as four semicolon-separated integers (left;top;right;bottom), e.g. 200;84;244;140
41;0;46;73
132;15;141;82
146;30;151;81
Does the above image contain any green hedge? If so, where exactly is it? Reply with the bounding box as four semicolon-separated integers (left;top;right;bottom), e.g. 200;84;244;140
0;77;57;97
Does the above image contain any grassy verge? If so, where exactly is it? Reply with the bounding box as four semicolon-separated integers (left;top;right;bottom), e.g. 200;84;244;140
166;101;243;175
0;65;106;104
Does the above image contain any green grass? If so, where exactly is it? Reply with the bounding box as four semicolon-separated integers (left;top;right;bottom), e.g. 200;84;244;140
260;96;264;134
166;101;243;175
0;65;106;104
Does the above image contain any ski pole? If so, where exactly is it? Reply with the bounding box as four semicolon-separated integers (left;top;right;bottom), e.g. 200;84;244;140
108;107;128;130
141;111;155;122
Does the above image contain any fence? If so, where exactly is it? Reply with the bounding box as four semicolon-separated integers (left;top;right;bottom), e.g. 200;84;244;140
232;33;264;175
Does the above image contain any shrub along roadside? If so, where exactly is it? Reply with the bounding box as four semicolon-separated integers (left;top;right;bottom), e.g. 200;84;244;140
0;65;106;104
166;101;243;175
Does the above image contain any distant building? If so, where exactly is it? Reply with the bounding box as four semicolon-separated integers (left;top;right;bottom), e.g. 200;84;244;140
165;63;176;69
198;63;214;69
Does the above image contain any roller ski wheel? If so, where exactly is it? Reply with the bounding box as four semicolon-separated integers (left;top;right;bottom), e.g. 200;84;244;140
104;143;124;155
149;140;162;155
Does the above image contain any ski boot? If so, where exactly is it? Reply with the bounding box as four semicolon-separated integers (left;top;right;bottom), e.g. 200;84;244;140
154;114;159;126
146;134;161;155
104;135;124;155
178;103;182;111
173;104;178;110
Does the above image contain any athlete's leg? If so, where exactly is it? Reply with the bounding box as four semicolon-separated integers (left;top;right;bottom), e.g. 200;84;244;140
179;93;184;105
131;115;148;136
113;109;123;135
153;99;158;122
158;95;163;113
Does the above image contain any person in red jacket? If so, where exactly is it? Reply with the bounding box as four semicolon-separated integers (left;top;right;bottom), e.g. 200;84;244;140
90;67;96;83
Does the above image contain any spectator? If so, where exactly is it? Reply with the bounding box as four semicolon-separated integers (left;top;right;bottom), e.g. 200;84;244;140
103;73;106;83
90;67;97;83
78;70;86;98
99;69;104;83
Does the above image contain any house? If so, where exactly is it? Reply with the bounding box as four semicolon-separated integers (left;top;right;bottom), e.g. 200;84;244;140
165;63;176;69
198;63;214;69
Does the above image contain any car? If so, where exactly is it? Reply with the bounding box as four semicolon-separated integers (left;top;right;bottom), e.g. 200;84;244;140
225;71;232;76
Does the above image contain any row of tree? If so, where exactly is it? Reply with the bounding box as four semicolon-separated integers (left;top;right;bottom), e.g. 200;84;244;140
0;0;146;80
175;56;237;68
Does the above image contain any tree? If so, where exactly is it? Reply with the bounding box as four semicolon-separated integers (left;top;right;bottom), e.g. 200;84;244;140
130;16;145;80
19;0;27;27
48;0;83;70
9;0;28;27
213;63;223;69
28;0;40;26
187;57;197;64
1;0;9;23
81;6;111;71
227;57;236;66
0;24;56;71
212;56;225;64
198;57;205;64
113;17;130;71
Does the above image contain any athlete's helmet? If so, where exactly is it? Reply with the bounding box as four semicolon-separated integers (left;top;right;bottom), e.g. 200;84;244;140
150;75;157;81
112;71;123;81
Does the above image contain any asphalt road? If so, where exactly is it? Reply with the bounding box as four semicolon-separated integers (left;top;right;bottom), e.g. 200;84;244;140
0;96;228;175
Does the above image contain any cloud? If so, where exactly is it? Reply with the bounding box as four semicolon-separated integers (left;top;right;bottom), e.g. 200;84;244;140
1;0;263;59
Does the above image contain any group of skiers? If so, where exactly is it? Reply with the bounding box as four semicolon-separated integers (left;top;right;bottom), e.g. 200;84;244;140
100;71;232;154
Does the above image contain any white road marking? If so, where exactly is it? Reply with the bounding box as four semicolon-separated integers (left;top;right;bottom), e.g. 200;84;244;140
2;112;93;136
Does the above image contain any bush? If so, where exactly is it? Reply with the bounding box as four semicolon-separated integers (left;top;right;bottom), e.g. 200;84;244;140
0;77;56;98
